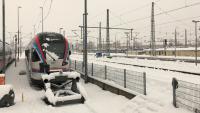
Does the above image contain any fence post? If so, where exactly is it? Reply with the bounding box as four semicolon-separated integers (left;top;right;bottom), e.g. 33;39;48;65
105;65;107;80
92;63;93;76
75;60;76;70
143;72;147;95
124;69;126;88
172;78;178;108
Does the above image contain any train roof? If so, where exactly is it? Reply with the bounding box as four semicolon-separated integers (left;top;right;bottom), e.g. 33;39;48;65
36;32;64;38
26;32;66;49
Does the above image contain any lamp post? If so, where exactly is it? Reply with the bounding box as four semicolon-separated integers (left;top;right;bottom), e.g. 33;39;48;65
84;0;88;83
17;6;22;61
2;0;5;72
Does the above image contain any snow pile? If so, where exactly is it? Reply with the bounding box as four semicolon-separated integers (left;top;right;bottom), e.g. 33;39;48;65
120;95;188;113
42;71;81;81
44;83;56;104
0;85;13;99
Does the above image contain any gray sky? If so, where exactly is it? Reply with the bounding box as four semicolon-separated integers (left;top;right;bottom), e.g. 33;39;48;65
0;0;200;45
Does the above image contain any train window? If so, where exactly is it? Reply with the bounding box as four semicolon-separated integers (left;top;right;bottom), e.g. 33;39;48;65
32;49;40;62
39;34;65;60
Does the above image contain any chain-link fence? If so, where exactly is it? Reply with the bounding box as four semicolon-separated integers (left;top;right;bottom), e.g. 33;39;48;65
70;60;146;95
172;78;200;113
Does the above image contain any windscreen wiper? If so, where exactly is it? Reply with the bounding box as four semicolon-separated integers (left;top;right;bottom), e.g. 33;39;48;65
45;50;56;61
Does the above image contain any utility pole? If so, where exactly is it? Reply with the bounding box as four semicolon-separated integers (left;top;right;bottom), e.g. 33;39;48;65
174;29;177;57
115;35;117;53
20;27;22;56
102;38;104;51
185;29;187;48
106;9;110;56
99;22;102;52
151;2;156;56
17;6;21;61
125;32;129;56
192;20;200;66
84;0;88;83
131;29;133;51
40;7;44;33
82;13;85;76
15;35;17;67
2;0;5;72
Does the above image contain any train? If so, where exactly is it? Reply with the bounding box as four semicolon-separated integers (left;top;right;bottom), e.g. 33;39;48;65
25;32;86;105
0;41;14;72
25;32;71;84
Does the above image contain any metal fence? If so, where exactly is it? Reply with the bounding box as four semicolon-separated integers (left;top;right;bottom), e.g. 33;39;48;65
70;60;146;95
172;78;200;113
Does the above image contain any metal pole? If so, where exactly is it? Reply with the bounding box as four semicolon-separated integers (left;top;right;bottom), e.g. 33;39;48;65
115;34;117;54
131;29;133;51
124;69;126;88
192;20;200;66
84;0;88;83
125;32;129;56
185;29;187;48
106;9;110;56
151;2;155;56
20;27;22;56
82;14;85;75
15;35;17;67
99;22;102;52
175;29;177;57
17;6;21;61
2;0;5;72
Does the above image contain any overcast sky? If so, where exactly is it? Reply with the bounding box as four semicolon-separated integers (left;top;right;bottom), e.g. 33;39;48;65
0;0;200;45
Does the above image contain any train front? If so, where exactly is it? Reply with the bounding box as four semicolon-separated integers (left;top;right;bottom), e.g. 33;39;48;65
31;32;71;83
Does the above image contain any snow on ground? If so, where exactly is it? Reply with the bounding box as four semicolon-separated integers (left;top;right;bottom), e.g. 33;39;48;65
71;53;199;113
111;52;200;61
1;56;129;113
78;53;200;74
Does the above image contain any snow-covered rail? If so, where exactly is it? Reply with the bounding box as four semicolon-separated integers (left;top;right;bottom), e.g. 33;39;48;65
99;60;200;76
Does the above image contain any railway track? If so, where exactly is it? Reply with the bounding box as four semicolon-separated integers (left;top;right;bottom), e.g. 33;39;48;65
101;60;200;76
112;55;200;63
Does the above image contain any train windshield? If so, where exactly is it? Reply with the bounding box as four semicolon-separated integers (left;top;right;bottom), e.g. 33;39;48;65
39;34;65;60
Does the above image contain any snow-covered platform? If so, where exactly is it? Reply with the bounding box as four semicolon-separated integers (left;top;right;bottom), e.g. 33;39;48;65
1;58;128;113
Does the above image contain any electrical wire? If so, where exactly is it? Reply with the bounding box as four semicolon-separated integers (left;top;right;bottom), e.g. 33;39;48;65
111;1;200;27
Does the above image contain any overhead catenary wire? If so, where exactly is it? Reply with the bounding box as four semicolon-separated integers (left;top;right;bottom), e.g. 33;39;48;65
112;1;200;27
34;0;53;33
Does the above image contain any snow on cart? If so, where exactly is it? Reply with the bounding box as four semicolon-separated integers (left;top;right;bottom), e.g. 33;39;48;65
0;74;15;107
42;71;87;106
